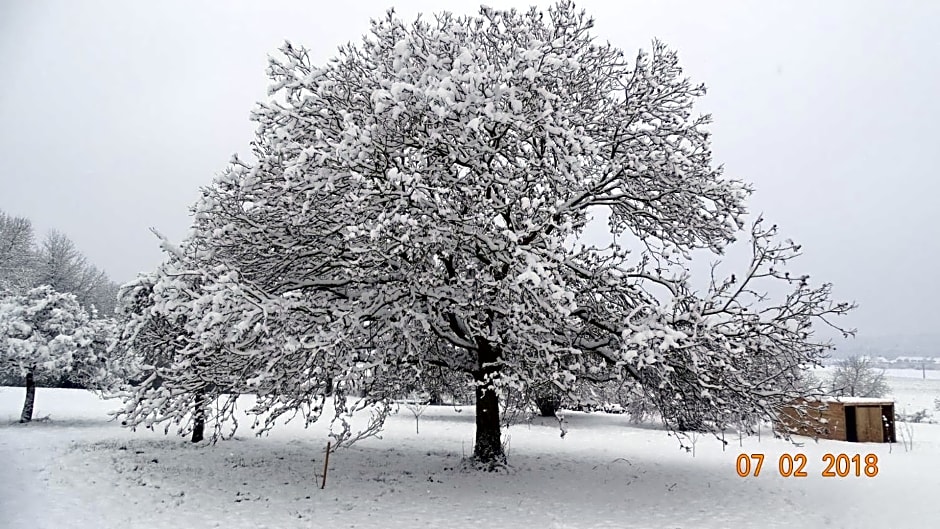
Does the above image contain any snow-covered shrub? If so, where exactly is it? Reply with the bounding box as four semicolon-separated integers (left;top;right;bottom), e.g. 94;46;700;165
897;409;932;424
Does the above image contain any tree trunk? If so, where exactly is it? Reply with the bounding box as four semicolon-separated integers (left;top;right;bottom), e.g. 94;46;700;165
536;399;557;417
473;338;505;467
535;393;560;417
191;390;206;443
20;370;36;423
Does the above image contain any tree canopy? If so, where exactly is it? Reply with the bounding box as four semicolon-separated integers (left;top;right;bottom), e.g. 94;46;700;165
113;1;854;466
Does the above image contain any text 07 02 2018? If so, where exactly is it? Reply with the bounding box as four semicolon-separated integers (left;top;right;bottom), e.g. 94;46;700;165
735;453;879;478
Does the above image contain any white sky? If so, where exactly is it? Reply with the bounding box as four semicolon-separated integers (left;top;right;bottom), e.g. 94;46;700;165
1;0;938;343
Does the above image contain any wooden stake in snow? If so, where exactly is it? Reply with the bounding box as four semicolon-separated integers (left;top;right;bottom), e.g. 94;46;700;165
321;441;331;489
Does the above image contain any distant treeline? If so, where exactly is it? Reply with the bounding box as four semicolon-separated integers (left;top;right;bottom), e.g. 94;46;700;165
826;356;940;370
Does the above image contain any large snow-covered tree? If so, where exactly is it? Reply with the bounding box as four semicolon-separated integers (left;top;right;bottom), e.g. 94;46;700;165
0;286;113;422
117;2;853;466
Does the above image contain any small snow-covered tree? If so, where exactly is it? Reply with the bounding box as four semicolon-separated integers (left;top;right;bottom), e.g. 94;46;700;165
119;2;854;466
829;356;889;398
0;286;103;422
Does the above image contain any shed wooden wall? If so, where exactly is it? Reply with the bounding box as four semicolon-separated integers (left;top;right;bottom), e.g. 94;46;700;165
776;400;896;443
776;399;847;441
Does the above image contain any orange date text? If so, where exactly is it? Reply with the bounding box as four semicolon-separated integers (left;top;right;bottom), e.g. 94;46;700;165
736;453;879;478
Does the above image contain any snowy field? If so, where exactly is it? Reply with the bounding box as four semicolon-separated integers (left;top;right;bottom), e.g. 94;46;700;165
3;371;940;529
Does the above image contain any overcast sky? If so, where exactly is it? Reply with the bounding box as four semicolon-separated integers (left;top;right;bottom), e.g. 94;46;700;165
1;1;937;344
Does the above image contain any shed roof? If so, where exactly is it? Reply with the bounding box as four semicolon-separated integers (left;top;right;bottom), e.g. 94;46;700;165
810;396;894;405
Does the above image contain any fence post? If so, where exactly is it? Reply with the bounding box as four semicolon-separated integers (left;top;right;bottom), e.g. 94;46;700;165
321;441;331;489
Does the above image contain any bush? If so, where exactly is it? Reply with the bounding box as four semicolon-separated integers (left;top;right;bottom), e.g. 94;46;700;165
897;409;933;424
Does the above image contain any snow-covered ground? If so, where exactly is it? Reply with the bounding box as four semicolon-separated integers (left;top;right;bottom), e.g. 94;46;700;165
2;371;940;529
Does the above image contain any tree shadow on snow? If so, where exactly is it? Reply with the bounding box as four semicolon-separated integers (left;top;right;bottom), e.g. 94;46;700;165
0;416;118;429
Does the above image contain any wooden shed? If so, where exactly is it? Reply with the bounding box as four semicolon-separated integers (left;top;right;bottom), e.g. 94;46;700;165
776;397;896;443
